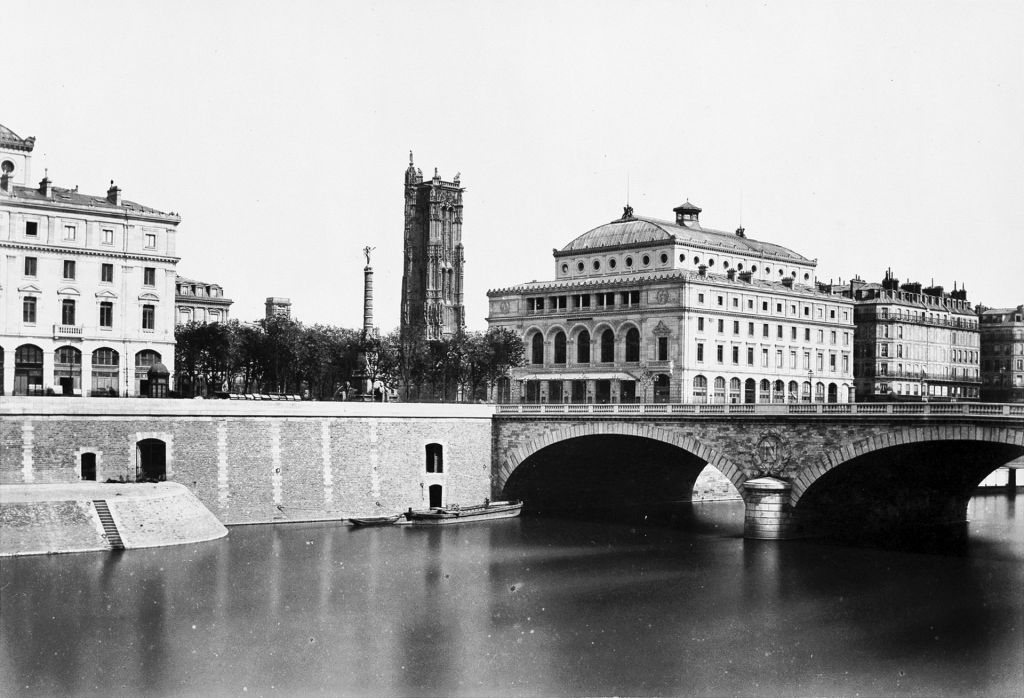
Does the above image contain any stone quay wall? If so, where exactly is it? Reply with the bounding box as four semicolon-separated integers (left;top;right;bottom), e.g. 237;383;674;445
0;398;494;525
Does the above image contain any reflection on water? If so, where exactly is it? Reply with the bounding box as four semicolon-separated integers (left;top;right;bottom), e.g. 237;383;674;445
2;495;1021;697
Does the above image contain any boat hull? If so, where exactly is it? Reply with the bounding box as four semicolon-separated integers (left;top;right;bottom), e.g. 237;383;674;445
348;515;401;526
405;501;522;525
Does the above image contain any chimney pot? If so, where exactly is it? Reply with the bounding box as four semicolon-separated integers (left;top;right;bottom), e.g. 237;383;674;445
38;176;52;197
726;268;737;281
697;264;708;277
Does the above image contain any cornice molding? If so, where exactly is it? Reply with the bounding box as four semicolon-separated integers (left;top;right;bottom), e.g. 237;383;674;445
0;240;179;265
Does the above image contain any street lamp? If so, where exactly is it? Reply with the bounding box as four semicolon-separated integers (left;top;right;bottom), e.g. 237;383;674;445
807;369;813;403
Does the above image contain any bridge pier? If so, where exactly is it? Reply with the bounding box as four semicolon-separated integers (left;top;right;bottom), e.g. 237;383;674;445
743;477;800;540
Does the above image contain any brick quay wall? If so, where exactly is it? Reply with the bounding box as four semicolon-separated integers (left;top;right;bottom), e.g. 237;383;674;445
0;399;495;525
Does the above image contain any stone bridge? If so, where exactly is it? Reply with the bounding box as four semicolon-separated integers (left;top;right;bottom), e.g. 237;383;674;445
492;402;1024;539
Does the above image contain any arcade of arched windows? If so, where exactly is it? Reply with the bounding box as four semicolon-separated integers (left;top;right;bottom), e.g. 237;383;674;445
526;323;648;366
690;373;853;404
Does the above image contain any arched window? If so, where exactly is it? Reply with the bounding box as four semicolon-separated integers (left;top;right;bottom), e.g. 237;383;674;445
774;380;785;403
91;348;120;397
553;332;567;364
425;443;443;473
713;377;726;403
788;380;799;402
759;379;771;403
693;375;707;403
815;382;825;402
136;439;166;482
624;328;640;362
729;378;741;403
14;344;44;396
600;329;615;363
428;484;443;508
531;333;544;365
744;378;756;404
802;381;812;403
576;330;591;364
827;383;838;403
54;346;82;396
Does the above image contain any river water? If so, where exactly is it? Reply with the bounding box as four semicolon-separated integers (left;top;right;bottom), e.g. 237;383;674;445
2;495;1021;697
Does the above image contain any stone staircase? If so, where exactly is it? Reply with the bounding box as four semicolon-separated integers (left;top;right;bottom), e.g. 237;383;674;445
92;500;125;550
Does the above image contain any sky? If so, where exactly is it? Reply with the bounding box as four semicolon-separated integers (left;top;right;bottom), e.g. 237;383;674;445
5;1;1023;330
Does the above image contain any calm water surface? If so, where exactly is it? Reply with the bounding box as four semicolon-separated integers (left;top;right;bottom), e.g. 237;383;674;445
2;496;1022;697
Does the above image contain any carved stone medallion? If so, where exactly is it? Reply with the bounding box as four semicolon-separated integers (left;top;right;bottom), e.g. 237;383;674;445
752;430;791;477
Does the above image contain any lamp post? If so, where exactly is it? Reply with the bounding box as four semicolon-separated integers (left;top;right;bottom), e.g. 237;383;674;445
807;370;813;403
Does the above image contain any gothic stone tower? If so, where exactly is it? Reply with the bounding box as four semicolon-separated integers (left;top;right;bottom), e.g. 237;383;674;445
400;152;465;341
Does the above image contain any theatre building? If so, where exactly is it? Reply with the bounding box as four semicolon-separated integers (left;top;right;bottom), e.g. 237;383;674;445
487;201;854;403
0;123;180;397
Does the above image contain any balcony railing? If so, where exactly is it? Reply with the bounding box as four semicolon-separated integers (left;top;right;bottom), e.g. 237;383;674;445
494;402;1024;418
53;324;84;338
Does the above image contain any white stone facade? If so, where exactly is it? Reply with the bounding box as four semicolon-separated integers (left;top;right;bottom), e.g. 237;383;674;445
488;202;855;403
0;123;180;396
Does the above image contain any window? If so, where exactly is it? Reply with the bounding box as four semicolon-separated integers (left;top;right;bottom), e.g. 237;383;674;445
102;229;114;245
843;356;849;373
697;317;705;331
733;321;739;334
791;327;797;340
762;323;769;338
803;352;810;369
693;375;707;402
747;347;754;365
625;328;640;362
61;299;76;325
776;303;782;312
143;267;156;286
577;330;591;363
142;304;155;331
817;353;824;371
762;301;768;311
553;332;566;364
830;331;837;345
696;342;705;362
63;225;76;241
716;345;724;363
63;260;76;280
790;351;797;369
732;298;739;307
829;354;837;372
761;348;768;367
23;296;37;323
777;325;783;339
25;221;38;237
698;293;705;304
732;346;739;364
600;329;614;362
98;263;113;283
24;257;37;276
145;233;157;248
717;296;724;306
531;333;544;364
776;350;783;368
99;302;113;328
748;322;754;336
817;329;824;343
657;336;668;361
804;328;810;341
573;294;590;309
425;444;443;473
717;319;724;333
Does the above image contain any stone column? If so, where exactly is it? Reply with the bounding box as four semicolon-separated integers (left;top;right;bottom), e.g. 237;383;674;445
2;359;14;395
363;264;374;333
743;477;799;539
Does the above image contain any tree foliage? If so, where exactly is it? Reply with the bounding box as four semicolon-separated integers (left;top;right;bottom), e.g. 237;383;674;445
174;320;524;402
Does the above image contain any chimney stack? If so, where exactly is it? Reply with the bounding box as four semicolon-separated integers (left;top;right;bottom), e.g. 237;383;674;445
781;277;794;288
726;268;737;281
38;174;52;198
698;264;708;277
106;180;122;206
739;271;753;283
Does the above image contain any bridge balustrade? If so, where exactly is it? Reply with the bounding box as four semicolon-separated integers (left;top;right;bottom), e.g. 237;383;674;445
493;402;1024;417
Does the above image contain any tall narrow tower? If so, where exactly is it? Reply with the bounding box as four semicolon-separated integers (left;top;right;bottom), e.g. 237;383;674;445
400;152;465;341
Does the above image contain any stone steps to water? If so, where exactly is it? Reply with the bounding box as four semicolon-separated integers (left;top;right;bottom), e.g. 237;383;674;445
92;500;125;550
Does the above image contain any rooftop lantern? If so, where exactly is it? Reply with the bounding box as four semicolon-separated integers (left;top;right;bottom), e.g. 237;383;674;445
673;200;701;228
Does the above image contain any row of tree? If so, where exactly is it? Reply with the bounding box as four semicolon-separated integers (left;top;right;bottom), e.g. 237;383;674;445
173;317;525;402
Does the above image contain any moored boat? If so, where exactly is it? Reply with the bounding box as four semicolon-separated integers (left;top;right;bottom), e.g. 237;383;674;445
404;499;522;525
348;514;402;526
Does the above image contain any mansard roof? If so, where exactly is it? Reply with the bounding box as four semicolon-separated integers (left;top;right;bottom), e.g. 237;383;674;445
0;124;35;152
11;184;178;219
558;215;812;264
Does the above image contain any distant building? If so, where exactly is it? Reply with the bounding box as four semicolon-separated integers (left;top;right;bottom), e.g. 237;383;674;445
487;201;855;404
830;273;980;401
0;122;179;397
265;297;291;321
977;304;1024;402
175;276;232;324
400;153;465;341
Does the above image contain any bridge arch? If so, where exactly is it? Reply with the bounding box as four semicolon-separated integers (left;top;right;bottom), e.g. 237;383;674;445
497;421;747;497
794;423;1024;505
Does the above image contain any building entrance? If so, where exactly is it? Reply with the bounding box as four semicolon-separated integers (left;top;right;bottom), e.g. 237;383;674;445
136;439;166;482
